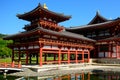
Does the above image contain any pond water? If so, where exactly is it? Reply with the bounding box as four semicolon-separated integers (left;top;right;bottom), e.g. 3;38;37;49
0;71;120;80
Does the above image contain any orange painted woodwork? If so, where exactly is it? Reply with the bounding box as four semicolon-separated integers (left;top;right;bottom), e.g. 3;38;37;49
4;3;94;65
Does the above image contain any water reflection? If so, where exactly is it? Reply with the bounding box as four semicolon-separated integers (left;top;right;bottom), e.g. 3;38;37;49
94;71;120;80
1;71;120;80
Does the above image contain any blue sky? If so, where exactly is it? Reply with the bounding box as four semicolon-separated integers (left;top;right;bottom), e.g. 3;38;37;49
1;0;120;34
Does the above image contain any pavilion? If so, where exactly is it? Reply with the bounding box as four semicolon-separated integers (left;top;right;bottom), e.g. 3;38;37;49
66;11;120;59
4;3;95;66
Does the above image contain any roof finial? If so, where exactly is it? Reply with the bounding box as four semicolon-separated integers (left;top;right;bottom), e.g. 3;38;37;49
43;3;48;9
96;10;100;15
38;3;41;6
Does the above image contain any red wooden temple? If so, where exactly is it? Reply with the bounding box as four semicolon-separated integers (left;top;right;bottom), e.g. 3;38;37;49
4;3;95;66
66;11;120;59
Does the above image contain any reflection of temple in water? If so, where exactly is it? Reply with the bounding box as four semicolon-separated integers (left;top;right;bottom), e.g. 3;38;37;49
38;72;120;80
15;71;120;80
37;72;90;80
96;72;120;80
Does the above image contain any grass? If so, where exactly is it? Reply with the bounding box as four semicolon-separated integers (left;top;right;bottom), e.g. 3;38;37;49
0;57;11;63
0;56;68;63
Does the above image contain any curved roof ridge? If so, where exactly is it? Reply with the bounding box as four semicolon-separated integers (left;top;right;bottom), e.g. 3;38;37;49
17;3;71;21
66;20;113;30
17;3;42;17
88;11;108;25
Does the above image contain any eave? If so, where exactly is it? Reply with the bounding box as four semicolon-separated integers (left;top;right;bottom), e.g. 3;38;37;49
17;3;71;22
98;35;120;42
4;27;95;43
66;18;120;32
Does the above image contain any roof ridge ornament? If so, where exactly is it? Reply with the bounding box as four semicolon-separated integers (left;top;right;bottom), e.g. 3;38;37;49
38;3;41;6
96;10;100;15
43;3;48;9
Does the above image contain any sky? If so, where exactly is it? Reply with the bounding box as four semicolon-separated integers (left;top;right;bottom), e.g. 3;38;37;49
1;0;120;34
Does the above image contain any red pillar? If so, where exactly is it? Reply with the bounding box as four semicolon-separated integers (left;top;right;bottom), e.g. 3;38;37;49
39;47;43;66
116;45;118;59
108;44;111;58
82;49;84;63
58;48;61;64
118;46;120;58
68;48;70;64
88;50;90;63
75;49;78;63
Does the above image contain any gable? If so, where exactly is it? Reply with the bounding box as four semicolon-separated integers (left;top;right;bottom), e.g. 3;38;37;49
88;11;108;25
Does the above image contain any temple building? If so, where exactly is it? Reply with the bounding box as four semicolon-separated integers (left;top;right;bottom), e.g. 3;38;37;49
66;11;120;59
4;3;95;66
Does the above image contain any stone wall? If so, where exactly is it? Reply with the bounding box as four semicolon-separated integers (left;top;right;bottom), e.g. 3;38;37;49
90;58;120;64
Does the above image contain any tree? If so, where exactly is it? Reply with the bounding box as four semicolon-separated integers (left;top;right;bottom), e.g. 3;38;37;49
0;34;13;58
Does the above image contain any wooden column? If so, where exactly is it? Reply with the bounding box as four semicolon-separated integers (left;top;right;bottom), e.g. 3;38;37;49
44;53;47;61
88;50;90;63
108;44;111;58
36;53;38;64
116;45;118;59
26;47;29;65
68;48;70;64
39;46;43;66
97;45;100;58
62;54;64;61
12;48;14;62
18;47;21;62
58;47;61;64
118;46;120;58
111;44;113;58
75;49;78;63
29;53;31;64
82;49;84;63
54;54;56;61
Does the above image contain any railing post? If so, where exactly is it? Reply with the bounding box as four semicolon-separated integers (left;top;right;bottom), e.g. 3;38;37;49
18;61;21;68
11;61;15;68
4;62;7;68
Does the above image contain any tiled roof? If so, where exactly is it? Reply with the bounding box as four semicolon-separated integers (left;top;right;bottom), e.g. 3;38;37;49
4;27;95;42
88;11;108;25
98;35;120;42
67;21;113;30
66;18;120;31
17;3;71;22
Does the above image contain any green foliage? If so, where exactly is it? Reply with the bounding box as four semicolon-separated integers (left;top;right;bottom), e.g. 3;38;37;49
0;33;7;38
0;34;13;58
0;57;11;63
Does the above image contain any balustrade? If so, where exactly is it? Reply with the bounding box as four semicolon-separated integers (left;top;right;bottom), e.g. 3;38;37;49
40;20;63;31
0;61;21;68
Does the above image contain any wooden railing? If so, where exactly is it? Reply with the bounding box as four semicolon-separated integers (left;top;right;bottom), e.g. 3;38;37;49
40;20;64;31
0;61;22;68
